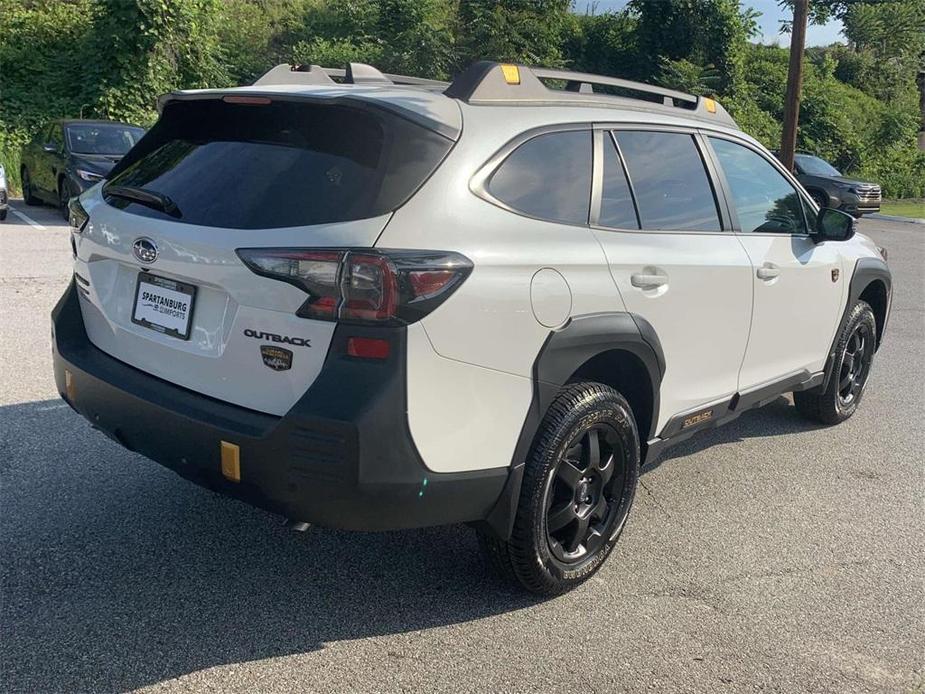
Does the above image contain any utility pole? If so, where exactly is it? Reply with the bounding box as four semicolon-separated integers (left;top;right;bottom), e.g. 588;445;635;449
917;68;924;151
780;0;809;171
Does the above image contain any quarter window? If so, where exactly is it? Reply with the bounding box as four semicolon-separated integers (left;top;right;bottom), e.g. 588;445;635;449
488;130;592;225
614;131;721;231
710;137;808;235
599;134;639;229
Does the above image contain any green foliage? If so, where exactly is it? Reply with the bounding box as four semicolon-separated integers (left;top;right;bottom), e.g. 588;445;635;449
0;0;921;198
657;58;721;96
456;0;574;69
80;0;230;125
628;0;752;94
563;10;639;78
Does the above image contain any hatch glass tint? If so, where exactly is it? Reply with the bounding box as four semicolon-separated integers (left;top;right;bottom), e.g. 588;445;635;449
104;99;453;229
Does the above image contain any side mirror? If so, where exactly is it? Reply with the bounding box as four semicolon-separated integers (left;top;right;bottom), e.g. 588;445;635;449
814;207;855;243
42;143;58;153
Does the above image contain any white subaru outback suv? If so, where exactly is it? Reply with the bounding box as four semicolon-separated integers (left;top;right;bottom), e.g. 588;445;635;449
53;62;891;595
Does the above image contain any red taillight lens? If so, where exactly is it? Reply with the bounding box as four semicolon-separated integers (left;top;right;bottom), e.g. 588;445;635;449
346;336;391;359
341;254;398;322
236;248;472;325
237;248;343;319
408;270;457;298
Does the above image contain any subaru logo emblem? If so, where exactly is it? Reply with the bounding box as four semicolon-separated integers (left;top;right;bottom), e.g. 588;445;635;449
132;237;158;264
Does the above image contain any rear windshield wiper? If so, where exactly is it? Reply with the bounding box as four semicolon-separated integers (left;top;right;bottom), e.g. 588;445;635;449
103;184;182;218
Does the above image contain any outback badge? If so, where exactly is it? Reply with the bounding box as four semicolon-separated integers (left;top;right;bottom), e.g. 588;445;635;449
260;345;293;371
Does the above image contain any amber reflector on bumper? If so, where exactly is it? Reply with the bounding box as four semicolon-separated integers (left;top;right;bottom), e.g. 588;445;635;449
220;441;241;482
65;369;76;402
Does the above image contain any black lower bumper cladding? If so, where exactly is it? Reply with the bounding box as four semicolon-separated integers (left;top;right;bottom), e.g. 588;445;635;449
51;280;509;532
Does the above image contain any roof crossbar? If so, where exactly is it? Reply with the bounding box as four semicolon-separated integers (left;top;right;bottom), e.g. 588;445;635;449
445;61;738;128
253;63;449;90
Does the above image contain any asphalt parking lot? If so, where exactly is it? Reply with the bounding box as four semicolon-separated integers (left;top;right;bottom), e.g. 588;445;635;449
1;200;922;694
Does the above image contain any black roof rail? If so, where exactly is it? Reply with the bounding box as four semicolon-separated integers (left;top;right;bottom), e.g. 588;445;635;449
253;63;449;90
444;61;738;128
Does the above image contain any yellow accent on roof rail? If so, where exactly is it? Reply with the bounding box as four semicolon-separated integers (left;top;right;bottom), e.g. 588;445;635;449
500;65;521;85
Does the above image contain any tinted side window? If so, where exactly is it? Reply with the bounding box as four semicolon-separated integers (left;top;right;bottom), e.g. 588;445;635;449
489;130;591;225
599;134;639;229
614;131;721;231
710;137;808;235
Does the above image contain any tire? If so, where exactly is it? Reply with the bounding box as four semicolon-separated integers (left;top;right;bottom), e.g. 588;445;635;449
809;189;828;210
21;168;40;206
793;300;877;425
0;209;7;221
478;382;640;596
58;179;72;220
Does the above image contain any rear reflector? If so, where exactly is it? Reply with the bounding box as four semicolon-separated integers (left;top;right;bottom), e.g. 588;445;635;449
220;441;241;482
346;337;391;360
65;369;76;402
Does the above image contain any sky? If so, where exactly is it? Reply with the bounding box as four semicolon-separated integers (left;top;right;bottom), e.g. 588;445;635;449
575;0;845;47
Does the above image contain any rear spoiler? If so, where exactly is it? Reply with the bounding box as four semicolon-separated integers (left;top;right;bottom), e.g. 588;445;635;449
155;89;461;141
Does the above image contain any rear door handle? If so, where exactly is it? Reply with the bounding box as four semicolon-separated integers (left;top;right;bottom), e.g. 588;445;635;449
756;264;780;281
630;273;668;289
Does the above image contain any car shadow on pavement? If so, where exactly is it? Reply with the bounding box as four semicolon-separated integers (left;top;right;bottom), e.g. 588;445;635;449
1;395;818;692
1;399;540;693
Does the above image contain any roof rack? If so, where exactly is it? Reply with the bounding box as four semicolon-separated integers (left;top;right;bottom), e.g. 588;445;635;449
253;63;449;90
252;61;737;129
444;61;738;128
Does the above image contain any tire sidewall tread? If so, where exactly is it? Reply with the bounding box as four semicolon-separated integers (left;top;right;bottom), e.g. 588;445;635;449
486;382;640;596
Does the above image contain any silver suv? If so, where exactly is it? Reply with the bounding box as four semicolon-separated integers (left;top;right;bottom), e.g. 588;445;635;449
53;62;891;594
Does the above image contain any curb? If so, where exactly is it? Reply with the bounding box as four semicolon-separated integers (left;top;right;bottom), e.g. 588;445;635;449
869;213;925;225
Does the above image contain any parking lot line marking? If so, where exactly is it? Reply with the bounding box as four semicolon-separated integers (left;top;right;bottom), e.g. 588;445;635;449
9;207;48;230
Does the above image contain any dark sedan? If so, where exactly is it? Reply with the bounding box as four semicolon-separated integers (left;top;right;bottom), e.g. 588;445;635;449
20;120;145;218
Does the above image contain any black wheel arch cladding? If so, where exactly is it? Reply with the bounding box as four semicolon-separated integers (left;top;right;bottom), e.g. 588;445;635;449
822;256;891;391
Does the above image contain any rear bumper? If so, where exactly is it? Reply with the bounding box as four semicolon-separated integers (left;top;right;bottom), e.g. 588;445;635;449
52;280;510;531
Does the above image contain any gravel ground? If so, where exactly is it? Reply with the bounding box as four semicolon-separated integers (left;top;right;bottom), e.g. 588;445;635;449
1;201;922;694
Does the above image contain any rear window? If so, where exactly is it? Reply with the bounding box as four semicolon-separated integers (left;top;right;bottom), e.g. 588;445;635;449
488;130;592;225
104;99;453;229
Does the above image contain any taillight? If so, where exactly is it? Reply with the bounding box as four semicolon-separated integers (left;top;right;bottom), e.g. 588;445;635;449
236;248;472;325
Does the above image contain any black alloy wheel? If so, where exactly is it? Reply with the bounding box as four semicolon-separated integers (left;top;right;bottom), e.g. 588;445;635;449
793;300;878;425
478;382;640;595
545;423;626;564
837;321;874;407
810;190;828;210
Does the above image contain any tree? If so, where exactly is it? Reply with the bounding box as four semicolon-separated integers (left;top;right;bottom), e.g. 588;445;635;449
455;0;574;70
80;0;229;124
628;0;757;95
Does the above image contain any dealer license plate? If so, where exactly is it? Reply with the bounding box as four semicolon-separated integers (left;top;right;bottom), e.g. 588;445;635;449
131;273;197;340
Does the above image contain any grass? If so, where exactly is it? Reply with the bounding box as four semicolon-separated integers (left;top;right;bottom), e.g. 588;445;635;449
880;199;925;219
0;145;22;196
